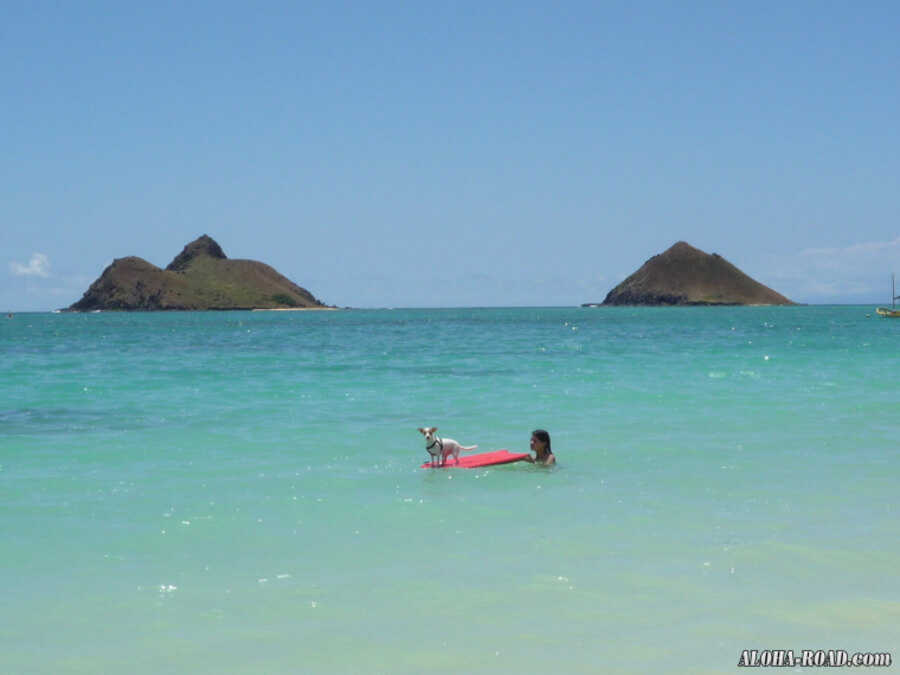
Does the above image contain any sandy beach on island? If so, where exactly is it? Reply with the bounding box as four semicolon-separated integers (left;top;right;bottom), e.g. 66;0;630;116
251;306;342;311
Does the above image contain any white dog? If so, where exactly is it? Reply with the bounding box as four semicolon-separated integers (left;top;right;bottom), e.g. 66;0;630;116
417;427;478;467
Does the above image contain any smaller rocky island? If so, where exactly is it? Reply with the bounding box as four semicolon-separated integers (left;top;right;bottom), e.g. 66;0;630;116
595;241;794;306
66;235;330;311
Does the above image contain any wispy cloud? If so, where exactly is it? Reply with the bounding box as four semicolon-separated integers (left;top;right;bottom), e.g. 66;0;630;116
797;237;900;273
765;237;900;301
9;252;51;278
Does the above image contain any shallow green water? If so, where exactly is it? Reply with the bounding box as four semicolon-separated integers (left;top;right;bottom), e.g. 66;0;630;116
2;307;897;672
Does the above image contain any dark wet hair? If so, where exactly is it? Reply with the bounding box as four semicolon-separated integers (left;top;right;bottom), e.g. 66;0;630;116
531;429;552;454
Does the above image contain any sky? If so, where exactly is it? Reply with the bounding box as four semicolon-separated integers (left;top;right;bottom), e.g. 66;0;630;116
2;0;899;311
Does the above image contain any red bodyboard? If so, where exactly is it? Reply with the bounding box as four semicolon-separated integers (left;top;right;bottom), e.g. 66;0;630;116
421;449;528;469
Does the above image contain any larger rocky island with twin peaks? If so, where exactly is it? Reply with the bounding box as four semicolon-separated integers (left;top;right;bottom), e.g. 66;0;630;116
66;235;329;311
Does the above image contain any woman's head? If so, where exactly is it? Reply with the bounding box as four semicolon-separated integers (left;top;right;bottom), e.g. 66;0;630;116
530;429;552;453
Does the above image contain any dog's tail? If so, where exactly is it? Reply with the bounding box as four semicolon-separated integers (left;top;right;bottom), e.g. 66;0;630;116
460;444;478;452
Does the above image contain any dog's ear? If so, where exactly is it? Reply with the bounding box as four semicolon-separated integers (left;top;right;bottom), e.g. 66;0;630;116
417;427;425;434
431;427;438;433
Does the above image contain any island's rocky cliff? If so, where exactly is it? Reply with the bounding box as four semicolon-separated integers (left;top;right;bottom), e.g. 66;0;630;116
598;241;794;306
67;235;328;311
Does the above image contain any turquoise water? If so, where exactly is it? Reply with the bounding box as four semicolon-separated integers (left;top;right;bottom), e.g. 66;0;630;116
2;307;897;673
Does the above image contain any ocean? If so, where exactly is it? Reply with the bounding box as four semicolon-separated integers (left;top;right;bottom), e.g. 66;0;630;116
2;306;897;673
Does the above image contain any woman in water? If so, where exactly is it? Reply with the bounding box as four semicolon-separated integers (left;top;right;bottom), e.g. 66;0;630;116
524;429;555;466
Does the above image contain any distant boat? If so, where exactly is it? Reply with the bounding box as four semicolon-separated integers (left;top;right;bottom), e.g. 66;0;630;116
876;274;900;317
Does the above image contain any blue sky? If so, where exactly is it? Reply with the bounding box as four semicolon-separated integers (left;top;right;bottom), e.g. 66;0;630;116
3;1;898;311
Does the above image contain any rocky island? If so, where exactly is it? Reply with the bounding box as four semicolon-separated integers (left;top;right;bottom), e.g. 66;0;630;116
595;241;794;306
66;235;330;311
